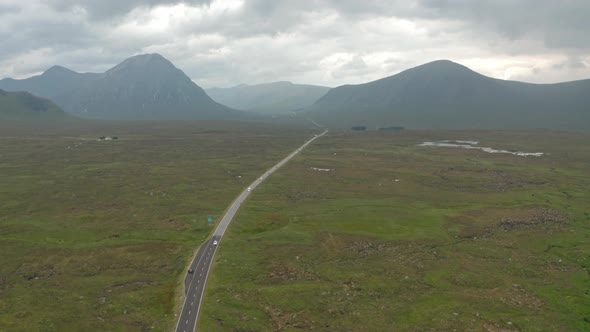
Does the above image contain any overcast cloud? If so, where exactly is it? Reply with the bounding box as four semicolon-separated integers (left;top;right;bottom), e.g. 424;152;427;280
0;0;588;87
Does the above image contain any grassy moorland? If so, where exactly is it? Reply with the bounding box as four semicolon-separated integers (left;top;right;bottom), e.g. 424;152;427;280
200;129;590;331
0;120;312;331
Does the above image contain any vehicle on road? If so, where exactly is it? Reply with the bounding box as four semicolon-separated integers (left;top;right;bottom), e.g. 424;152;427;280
188;269;194;274
213;240;218;246
247;187;251;191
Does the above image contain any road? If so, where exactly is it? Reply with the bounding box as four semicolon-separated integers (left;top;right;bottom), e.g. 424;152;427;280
175;130;328;332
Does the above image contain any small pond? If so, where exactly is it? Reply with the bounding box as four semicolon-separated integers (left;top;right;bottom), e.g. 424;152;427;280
419;140;543;157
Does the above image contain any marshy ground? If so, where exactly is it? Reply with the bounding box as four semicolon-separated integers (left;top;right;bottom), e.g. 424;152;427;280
199;129;590;331
1;124;588;331
0;121;311;331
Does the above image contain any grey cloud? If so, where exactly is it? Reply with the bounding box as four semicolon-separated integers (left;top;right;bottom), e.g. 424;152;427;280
1;0;589;85
0;9;97;60
179;0;411;39
331;55;369;79
419;0;590;49
512;57;590;83
0;4;20;15
44;0;213;20
180;0;590;51
553;57;588;70
545;29;590;49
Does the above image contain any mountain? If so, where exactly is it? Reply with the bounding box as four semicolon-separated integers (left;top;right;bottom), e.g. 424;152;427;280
1;54;247;120
206;81;330;114
0;89;69;120
56;54;246;120
306;60;590;131
0;66;99;100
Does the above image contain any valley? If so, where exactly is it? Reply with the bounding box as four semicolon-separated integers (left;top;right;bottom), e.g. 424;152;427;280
1;2;589;330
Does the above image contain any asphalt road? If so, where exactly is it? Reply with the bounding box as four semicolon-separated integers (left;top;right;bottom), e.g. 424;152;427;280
175;130;328;332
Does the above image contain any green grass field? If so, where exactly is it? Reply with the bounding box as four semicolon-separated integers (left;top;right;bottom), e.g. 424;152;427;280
199;130;590;331
0;121;312;331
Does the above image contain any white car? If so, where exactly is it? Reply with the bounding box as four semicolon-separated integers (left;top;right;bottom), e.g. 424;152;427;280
213;240;218;246
247;187;251;192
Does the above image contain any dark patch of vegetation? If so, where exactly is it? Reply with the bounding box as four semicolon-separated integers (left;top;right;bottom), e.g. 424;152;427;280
0;89;66;120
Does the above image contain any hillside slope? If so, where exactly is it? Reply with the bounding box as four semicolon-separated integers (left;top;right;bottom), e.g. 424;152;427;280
307;60;590;131
1;54;249;120
0;89;69;120
55;54;244;120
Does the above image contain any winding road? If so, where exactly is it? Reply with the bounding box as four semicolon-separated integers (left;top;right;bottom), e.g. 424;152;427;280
175;130;328;332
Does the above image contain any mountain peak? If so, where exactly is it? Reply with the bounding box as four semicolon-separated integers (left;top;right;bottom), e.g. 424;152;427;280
118;53;170;66
424;59;461;66
128;53;168;63
380;59;482;84
106;53;176;76
411;59;477;74
43;65;77;76
267;81;294;87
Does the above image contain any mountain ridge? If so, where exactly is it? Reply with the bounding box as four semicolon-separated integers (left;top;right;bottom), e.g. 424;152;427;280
0;66;99;100
2;57;588;129
307;60;590;131
0;53;248;120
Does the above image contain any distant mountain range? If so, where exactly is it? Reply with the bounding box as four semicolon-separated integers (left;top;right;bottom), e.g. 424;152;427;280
0;65;98;100
206;82;330;114
306;60;590;131
1;57;588;131
0;89;68;120
0;54;245;120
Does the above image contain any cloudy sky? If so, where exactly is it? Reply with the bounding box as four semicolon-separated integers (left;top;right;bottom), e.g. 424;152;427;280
0;0;589;88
